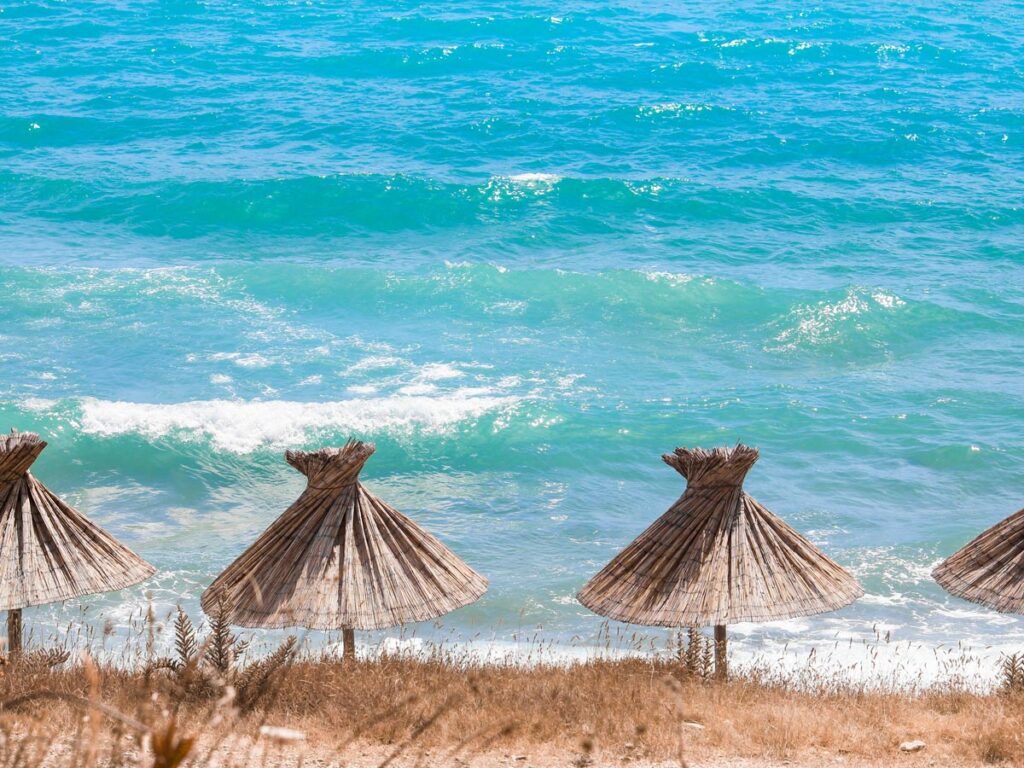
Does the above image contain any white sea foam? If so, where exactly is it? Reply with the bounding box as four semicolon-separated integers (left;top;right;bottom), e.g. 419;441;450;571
25;393;518;453
417;362;466;381
772;288;906;349
642;270;696;286
398;383;438;395
344;355;408;373
625;181;663;195
483;174;560;202
484;300;527;315
506;172;561;184
346;384;379;394
208;351;274;369
876;43;910;57
870;290;905;309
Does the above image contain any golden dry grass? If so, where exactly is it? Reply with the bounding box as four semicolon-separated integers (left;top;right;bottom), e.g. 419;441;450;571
1;650;1023;767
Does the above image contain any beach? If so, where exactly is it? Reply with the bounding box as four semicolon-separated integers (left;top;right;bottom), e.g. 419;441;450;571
3;0;1024;764
4;654;1023;767
3;0;1024;671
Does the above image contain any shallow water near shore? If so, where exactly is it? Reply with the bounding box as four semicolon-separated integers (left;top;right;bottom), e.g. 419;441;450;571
1;0;1023;684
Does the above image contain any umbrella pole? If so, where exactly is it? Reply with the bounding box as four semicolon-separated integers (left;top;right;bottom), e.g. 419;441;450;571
7;608;22;656
714;624;727;680
342;627;355;662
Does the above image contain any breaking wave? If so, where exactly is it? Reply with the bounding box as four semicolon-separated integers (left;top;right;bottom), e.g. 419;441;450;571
22;393;520;453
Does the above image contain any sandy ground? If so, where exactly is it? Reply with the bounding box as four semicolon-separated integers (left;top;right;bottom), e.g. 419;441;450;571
26;731;969;768
18;715;979;768
6;658;1007;768
200;739;963;768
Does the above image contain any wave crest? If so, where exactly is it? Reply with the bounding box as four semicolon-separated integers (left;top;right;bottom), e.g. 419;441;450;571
770;288;908;351
23;393;519;453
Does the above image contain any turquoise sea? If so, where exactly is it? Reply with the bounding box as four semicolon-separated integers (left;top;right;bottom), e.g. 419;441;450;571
2;1;1023;680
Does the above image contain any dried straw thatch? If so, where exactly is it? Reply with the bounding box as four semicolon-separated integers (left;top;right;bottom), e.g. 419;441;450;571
933;508;1024;614
202;440;487;655
577;444;862;675
0;429;155;652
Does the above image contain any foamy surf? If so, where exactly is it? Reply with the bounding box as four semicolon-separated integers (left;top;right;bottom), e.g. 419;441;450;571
23;393;519;452
22;585;1013;690
769;287;910;350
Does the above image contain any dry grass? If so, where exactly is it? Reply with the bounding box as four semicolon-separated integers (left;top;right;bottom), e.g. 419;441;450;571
1;646;1023;767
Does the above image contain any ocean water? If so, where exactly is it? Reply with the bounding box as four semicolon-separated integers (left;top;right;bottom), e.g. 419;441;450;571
2;1;1023;682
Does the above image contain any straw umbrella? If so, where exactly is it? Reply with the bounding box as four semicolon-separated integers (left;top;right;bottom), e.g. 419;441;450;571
933;508;1024;613
0;429;156;654
577;444;863;678
202;440;488;660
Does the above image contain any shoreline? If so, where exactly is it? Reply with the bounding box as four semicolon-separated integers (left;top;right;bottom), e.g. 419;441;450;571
9;625;1013;694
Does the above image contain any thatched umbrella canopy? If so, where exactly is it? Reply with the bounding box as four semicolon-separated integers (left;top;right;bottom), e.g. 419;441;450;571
202;440;487;659
933;508;1024;614
0;429;156;654
577;444;863;677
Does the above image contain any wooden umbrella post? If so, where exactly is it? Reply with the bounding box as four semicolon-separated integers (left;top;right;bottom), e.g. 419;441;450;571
7;608;22;656
714;624;727;680
342;627;355;661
